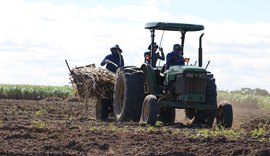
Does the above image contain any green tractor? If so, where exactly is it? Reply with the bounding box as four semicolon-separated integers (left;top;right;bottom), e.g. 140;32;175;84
113;22;233;128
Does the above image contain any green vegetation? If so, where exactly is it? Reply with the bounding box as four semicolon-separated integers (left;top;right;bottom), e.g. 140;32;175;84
8;106;18;115
195;128;245;140
31;107;47;129
184;126;270;142
155;121;162;127
1;84;269;110
0;84;73;100
86;121;269;142
251;122;268;142
88;123;128;132
218;88;270;109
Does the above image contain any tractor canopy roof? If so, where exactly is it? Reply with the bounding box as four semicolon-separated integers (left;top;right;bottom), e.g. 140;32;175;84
145;22;204;32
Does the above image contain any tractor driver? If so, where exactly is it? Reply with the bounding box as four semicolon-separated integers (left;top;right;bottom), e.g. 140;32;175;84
100;44;124;73
166;44;184;70
144;42;165;67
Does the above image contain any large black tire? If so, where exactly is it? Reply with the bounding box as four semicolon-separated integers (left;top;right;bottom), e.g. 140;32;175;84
95;98;109;121
216;101;233;128
159;108;175;124
192;73;217;127
140;95;158;126
113;67;145;122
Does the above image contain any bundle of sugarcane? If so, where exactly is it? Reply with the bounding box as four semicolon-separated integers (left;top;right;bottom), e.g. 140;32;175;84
68;63;116;100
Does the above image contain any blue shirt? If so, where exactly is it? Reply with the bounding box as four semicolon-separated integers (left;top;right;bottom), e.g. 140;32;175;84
166;50;184;69
101;52;124;73
144;51;165;67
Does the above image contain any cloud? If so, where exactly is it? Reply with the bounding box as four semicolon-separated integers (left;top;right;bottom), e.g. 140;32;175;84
199;20;270;90
0;1;270;91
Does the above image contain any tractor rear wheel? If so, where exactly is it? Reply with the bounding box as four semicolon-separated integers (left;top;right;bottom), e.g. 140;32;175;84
192;73;217;127
216;101;233;128
113;67;144;122
140;95;158;125
159;108;175;124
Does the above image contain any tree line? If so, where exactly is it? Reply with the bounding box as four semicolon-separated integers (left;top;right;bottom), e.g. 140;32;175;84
228;88;269;96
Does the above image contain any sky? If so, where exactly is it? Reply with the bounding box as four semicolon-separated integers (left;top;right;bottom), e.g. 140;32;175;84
1;0;270;91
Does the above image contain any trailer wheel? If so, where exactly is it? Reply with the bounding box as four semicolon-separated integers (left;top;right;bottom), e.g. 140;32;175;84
159;108;175;124
140;95;158;126
216;101;233;128
95;98;109;121
113;68;144;122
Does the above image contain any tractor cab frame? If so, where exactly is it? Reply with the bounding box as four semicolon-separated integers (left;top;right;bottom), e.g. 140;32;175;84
145;22;204;67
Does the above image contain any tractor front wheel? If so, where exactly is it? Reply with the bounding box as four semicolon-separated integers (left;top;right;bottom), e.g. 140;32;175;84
140;95;158;126
216;101;233;128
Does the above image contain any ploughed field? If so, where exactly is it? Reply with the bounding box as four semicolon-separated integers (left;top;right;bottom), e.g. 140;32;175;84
0;98;269;156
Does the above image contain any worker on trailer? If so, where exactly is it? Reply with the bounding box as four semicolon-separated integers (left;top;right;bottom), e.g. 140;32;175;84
101;44;124;73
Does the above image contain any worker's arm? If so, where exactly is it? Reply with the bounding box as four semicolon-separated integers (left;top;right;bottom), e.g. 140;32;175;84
100;55;110;66
158;48;165;60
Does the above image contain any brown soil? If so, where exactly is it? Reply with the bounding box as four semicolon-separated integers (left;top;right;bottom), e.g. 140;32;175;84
0;99;269;156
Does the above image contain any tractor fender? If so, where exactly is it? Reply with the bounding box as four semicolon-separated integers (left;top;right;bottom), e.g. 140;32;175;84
141;63;158;95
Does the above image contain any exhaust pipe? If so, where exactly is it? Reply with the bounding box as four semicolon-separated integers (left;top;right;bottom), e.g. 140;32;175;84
199;33;204;67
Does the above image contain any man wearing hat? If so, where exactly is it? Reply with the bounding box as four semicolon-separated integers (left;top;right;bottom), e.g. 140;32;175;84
101;44;124;73
144;42;165;67
166;44;184;70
